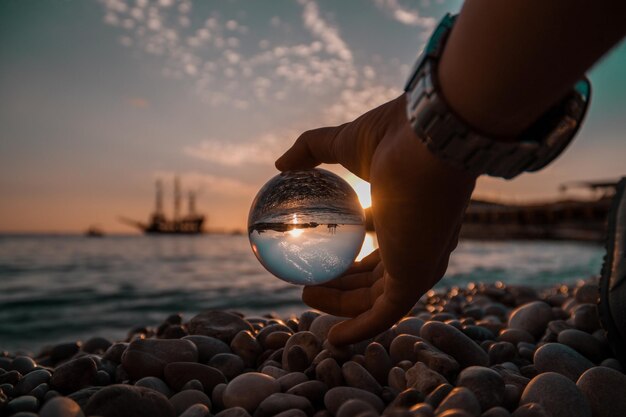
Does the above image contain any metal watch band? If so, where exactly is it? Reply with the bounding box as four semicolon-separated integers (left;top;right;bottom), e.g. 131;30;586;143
404;14;591;180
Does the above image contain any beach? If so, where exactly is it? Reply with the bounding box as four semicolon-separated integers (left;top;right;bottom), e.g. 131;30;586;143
1;272;625;416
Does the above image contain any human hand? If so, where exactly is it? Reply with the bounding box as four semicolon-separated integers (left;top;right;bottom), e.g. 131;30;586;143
275;94;477;345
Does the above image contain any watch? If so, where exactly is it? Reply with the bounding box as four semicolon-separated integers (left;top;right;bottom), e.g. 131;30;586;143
404;13;591;179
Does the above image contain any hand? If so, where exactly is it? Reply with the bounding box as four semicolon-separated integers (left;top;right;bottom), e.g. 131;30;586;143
275;94;477;346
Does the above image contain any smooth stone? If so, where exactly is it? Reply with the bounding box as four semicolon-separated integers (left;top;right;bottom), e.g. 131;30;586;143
420;321;489;367
436;410;474;417
95;369;111;386
169;390;212;416
389;334;421;363
557;329;605;363
222;372;280;412
298;311;321;332
215;407;252;417
436;387;481;417
481;406;511;417
231;331;263;368
179;404;211;417
386;388;424;412
50;342;80;363
338;399;377;417
497;329;535;345
572;304;601;333
39;397;85;417
414;341;460;378
599;357;623;372
208;353;245;381
395;317;425;337
574;284;599;304
488;342;517;365
163;362;226;393
6;395;39;413
0;369;21;385
66;386;102;409
287;345;310;372
84;384;175;417
15;369;51;395
387;367;406;391
212;383;226;409
264;332;292;350
533;343;593;381
273;410;308;417
287;380;328;405
520;372;591;417
135;376;173;397
82;337;113;353
11;357;37;374
511;403;549;417
341;361;382;395
324;386;384;415
504;384;521;410
182;379;204;392
364;342;392;386
315;358;344;388
188;311;254;343
121;339;198;380
282;332;321;371
183;335;231;363
309;315;345;341
576;366;626;417
277;372;309;392
257;324;293;346
507;302;552;339
50;357;97;394
253;393;313;417
7;413;38;417
262;365;288;379
102;342;128;363
458;366;505;410
29;382;49;400
405;362;447;395
424;383;453;408
462;325;495;342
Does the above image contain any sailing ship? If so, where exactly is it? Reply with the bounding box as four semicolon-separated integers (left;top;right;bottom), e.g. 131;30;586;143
120;177;205;234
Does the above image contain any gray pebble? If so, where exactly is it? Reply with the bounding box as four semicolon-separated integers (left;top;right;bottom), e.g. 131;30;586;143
341;361;382;395
277;372;308;392
315;358;344;388
389;334;421;363
39;396;85;417
387;367;406;391
405;362;447;395
222;372;280;413
231;331;263;368
181;379;205;392
208;353;245;380
436;387;481;417
336;399;377;417
458;366;505;410
520;372;590;417
179;404;211;417
481;406;511;417
215;407;252;417
420;321;489;367
15;369;51;395
84;384;175;417
324;386;384;415
364;342;392;386
287;380;328;405
11;356;37;375
182;335;231;363
169;389;211;416
308;315;344;341
424;383;453;408
6;395;39;414
188;310;254;343
135;376;173;397
511;403;549;417
557;329;605;363
507;302;552;339
533;343;593;381
50;357;97;394
576;366;626;417
253;393;313;417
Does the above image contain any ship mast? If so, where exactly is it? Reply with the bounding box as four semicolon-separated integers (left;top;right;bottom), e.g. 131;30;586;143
188;191;196;215
155;179;164;216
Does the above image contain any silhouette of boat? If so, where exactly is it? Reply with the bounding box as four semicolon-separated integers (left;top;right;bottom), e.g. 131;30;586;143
85;226;104;237
120;177;205;235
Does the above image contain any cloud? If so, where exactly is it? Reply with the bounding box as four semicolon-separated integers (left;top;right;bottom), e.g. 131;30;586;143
373;0;436;28
126;96;150;108
154;171;256;197
300;0;352;62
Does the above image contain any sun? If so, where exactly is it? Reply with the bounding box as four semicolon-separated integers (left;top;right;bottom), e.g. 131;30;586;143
344;173;371;209
287;228;304;238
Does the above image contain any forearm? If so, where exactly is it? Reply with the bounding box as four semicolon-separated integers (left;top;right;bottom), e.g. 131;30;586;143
438;0;626;139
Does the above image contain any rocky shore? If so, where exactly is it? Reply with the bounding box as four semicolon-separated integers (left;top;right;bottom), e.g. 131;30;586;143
1;278;625;417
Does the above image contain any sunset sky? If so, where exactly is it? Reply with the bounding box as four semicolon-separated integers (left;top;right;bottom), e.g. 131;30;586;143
1;0;625;233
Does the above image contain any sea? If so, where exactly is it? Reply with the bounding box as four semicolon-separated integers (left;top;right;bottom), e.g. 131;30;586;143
0;233;604;353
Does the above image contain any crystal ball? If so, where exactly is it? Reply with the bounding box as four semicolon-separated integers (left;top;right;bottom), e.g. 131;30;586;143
248;169;366;285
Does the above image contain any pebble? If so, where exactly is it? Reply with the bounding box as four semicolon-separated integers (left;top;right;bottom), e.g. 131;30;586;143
511;403;549;417
520;372;591;417
533;343;594;381
181;335;230;362
188;310;254;343
208;353;245;380
572;304;601;333
66;386;101;409
458;366;505;410
6;395;39;414
135;376;173;397
215;407;252;417
287;380;328;405
50;357;97;394
82;336;113;353
15;369;51;395
309;315;345;341
341;361;382;395
435;387;481;417
315;358;344;388
414;341;460;378
324;386;384;415
121;338;198;380
282;332;321;370
497;329;535;345
405;362;447;395
286;345;310;372
30;382;49;400
84;384;175;417
488;342;517;365
277;372;309;392
169;389;212;416
420;321;489;367
253;393;314;417
231;331;263;368
102;342;128;363
336;399;377;417
556;329;605;363
222;372;280;412
364;342;392;385
39;397;85;417
11;356;37;374
395;317;425;337
507;302;552;339
576;366;626;417
574;283;598;304
163;362;226;392
389;334;421;363
262;364;288;379
482;406;511;417
424;383;453;408
298;311;321;332
50;342;80;363
387;366;407;391
179;404;211;417
212;383;227;409
386;388;424;411
264;332;292;350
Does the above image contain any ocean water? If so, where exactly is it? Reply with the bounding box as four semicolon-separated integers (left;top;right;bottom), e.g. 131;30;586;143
0;234;604;352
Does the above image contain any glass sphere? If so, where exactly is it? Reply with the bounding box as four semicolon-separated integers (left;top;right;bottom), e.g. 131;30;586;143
248;169;366;285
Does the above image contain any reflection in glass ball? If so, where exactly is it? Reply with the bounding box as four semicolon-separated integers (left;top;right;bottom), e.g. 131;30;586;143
248;169;366;285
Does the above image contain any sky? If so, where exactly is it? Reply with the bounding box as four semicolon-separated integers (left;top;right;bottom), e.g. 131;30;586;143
1;0;625;233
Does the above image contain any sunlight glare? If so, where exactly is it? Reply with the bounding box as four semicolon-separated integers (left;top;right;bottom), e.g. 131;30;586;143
288;228;304;238
356;232;377;261
344;173;371;209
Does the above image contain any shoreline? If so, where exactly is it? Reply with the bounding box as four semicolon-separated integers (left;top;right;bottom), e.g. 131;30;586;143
1;278;624;417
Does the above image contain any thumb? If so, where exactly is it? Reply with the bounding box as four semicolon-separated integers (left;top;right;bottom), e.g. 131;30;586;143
275;125;347;171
